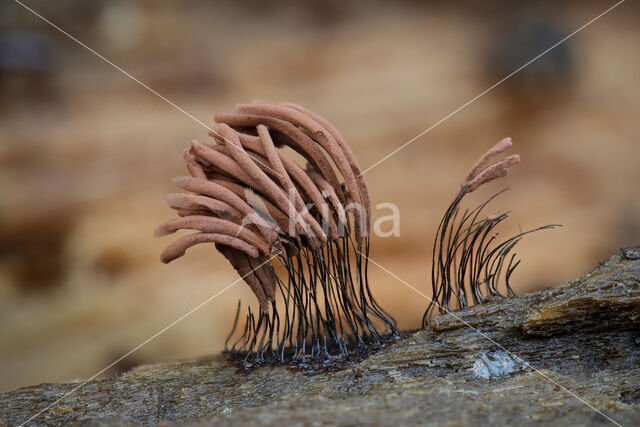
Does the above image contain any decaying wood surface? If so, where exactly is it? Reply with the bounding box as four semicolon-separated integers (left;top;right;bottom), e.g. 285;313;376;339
1;247;638;426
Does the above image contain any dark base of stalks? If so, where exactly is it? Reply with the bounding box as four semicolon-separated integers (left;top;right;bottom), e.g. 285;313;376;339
227;331;401;372
224;236;399;368
423;187;560;327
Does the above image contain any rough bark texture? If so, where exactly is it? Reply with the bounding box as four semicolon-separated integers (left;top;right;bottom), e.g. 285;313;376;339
1;247;639;426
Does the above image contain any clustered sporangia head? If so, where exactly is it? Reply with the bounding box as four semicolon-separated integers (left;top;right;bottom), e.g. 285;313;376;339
156;101;396;364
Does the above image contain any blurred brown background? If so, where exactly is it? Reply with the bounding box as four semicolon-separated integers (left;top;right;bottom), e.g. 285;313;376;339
1;0;639;392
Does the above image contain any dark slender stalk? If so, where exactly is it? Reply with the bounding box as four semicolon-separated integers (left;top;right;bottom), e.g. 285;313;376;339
423;187;560;327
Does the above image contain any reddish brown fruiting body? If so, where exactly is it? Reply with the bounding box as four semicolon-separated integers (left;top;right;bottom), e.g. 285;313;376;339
156;101;396;364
